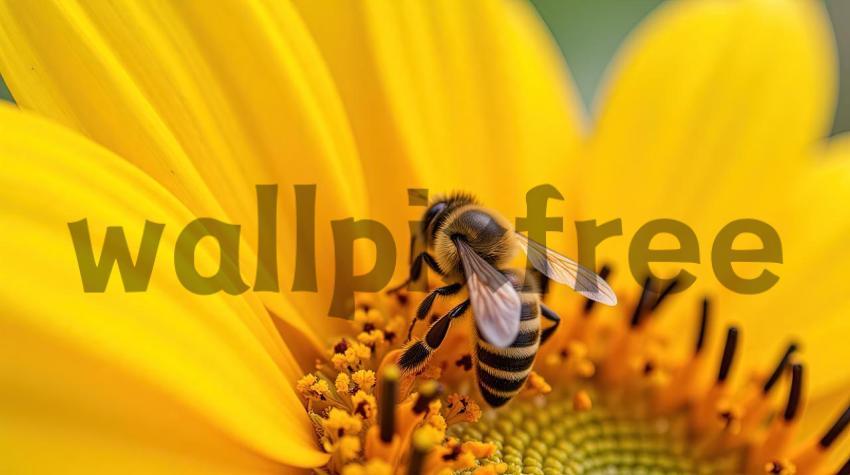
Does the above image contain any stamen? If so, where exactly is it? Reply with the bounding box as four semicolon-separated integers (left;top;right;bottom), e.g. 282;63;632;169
302;258;848;474
695;297;710;354
839;456;850;475
750;364;803;471
791;399;850;474
764;460;795;475
783;364;803;422
583;264;611;314
717;326;739;382
380;366;399;443
764;343;798;394
413;381;440;414
598;264;611;281
739;343;799;439
407;429;431;475
649;277;680;312
573;390;592;412
820;401;850;448
630;276;654;327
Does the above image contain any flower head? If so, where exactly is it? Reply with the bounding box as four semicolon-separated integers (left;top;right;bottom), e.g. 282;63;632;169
0;0;849;474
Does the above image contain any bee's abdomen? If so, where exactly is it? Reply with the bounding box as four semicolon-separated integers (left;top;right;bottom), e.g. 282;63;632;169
475;295;541;408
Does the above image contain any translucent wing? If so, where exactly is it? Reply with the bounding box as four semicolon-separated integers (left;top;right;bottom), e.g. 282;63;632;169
455;238;521;348
515;232;618;306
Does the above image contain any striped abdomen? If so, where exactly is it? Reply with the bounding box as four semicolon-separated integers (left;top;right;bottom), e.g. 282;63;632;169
475;290;541;407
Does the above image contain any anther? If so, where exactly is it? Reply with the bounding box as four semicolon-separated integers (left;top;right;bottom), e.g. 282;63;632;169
334;339;349;354
764;460;794;475
413;381;441;414
407;429;432;475
455;354;472;371
820;400;850;448
380;365;399;443
573;390;592;412
630;276;654;328
583;264;611;314
717;326;739;383
763;343;798;394
783;364;803;422
695;298;710;354
649;277;679;312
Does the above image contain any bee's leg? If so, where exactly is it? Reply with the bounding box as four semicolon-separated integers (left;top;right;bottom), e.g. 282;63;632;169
539;302;561;345
406;282;464;340
387;252;444;294
399;299;470;373
415;283;463;322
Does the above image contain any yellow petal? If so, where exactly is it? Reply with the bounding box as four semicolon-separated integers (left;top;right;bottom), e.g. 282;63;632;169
581;0;836;275
0;0;586;350
0;0;371;353
564;0;844;401
800;385;850;469
731;135;850;397
570;0;838;362
294;0;586;254
0;104;325;469
0;322;306;475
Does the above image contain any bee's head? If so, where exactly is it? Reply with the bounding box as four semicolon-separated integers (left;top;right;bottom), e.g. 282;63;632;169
421;192;478;234
420;200;448;235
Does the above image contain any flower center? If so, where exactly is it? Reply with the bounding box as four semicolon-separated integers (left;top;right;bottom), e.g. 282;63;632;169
296;277;850;475
451;388;742;474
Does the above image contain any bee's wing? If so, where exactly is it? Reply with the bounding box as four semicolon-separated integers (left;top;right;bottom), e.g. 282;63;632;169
455;238;521;348
515;232;618;306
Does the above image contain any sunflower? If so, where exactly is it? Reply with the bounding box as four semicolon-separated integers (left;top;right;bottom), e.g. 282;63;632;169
1;0;849;473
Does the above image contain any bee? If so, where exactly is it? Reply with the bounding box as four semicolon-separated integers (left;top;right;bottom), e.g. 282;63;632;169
392;193;617;407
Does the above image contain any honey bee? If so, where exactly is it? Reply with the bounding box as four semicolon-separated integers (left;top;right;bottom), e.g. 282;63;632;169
392;193;617;407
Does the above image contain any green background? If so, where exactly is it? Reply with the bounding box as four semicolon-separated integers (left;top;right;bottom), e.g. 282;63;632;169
1;1;847;134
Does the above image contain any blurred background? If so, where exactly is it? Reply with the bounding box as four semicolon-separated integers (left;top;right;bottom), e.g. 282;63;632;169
1;0;847;134
530;0;850;136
